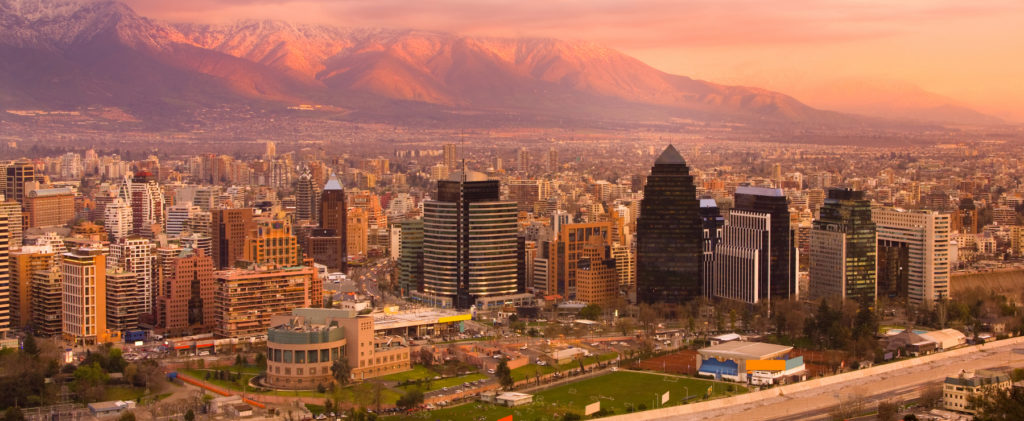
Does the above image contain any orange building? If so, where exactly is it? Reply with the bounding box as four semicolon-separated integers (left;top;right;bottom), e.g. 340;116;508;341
347;207;368;259
9;246;55;330
155;248;216;336
61;247;110;345
211;208;255;269
214;263;321;339
243;209;299;267
545;222;613;297
575;240;619;308
25;187;75;228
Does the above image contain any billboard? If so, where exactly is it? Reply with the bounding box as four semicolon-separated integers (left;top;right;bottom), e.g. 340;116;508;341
745;359;786;372
584;402;601;415
661;391;670;404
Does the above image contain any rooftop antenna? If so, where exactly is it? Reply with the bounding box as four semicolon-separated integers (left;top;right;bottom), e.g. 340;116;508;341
460;129;467;181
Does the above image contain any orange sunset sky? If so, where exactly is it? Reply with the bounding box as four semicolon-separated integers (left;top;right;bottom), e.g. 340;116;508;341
121;0;1024;122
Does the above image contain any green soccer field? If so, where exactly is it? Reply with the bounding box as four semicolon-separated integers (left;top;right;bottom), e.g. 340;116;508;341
388;370;745;421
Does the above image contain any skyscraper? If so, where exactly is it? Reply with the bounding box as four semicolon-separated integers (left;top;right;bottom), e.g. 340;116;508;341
295;172;318;224
155;248;216;336
104;198;133;241
105;270;141;333
873;208;951;305
5;159;34;206
211;208;256;269
548;222;613;298
713;210;770;304
165;202;200;237
637;145;703;304
119;172;165;236
422;171;519;308
110;236;155;316
575;239;618;307
700;199;724;296
0;214;9;334
0;201;22;250
397;219;424;297
547;148;558;173
517;147;529;173
809;189;877;303
243;209;300;267
443;143;458;169
733;186;794;301
62;246;108;345
318;174;347;272
9;246;55;330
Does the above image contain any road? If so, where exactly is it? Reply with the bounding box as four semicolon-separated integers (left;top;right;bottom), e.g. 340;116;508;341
660;342;1024;420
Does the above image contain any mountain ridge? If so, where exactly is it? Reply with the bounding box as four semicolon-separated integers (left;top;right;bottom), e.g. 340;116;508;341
0;0;940;129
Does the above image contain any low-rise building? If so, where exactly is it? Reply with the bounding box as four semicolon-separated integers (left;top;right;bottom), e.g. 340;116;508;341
266;308;411;389
943;369;1011;414
696;341;805;384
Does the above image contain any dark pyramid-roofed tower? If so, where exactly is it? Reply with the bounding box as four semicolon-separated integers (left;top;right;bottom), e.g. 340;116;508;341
654;144;687;166
318;173;347;271
637;145;704;304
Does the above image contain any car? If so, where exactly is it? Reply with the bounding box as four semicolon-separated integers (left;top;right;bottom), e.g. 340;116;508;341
537;361;547;366
487;369;495;374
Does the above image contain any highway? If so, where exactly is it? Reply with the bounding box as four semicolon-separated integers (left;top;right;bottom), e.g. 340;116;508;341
667;342;1024;420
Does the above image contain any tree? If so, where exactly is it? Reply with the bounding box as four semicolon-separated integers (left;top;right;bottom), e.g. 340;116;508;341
255;352;267;369
117;412;136;421
578;304;601;321
877;400;900;421
347;407;378;421
21;334;39;358
3;407;25;421
616;318;635;336
971;386;1024;420
918;384;943;409
639;304;658;336
184;409;195;421
496;360;513;389
71;362;109;403
331;359;351;385
396;389;424;410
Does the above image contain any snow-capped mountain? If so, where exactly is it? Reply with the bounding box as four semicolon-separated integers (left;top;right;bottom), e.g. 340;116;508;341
0;0;850;126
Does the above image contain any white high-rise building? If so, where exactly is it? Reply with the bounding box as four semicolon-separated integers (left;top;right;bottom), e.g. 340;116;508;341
104;198;133;241
872;208;951;305
612;243;635;287
117;174;165;236
386;193;416;221
712;210;771;305
166;202;200;237
110;237;155;315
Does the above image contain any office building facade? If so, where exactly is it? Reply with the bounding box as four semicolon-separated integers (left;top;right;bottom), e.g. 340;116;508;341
808;189;877;302
637;145;703;304
422;171;519;308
